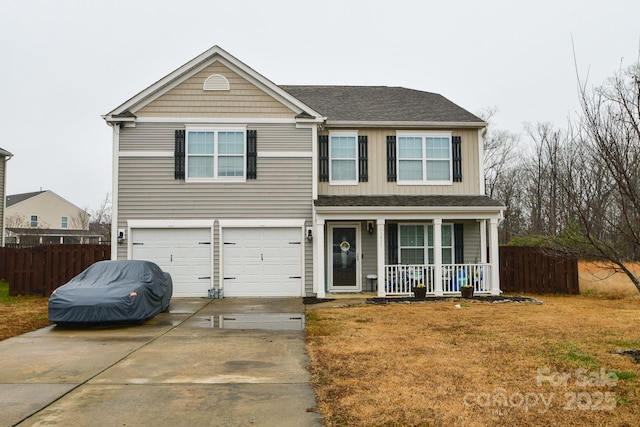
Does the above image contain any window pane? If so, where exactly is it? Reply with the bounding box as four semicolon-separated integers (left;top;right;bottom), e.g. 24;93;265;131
426;160;450;180
398;160;423;180
442;248;453;264
187;131;214;154
398;137;422;158
188;156;214;177
331;159;356;181
425;137;450;159
401;248;424;264
218;156;244;177
427;225;434;246
442;225;452;246
218;132;244;154
330;136;356;158
400;225;424;246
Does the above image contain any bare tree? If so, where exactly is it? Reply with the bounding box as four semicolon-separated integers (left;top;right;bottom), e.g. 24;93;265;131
560;61;640;292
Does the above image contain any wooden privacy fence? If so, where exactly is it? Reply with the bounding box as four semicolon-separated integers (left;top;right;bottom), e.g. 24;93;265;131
0;245;111;296
499;246;579;294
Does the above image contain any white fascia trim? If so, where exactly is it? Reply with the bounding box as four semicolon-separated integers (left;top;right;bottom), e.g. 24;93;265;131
326;121;487;129
218;219;306;228
316;211;504;221
119;151;173;158
136;117;297;124
257;151;312;158
128;219;216;228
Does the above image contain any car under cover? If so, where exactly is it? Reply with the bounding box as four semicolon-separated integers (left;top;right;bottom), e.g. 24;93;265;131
48;260;173;324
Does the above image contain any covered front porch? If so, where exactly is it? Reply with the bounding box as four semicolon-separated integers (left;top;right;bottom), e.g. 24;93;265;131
312;196;504;298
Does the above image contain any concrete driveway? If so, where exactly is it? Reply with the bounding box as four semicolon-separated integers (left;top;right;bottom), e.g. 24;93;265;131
0;298;322;427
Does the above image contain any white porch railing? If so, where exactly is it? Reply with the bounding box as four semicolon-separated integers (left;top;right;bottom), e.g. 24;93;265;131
385;264;491;296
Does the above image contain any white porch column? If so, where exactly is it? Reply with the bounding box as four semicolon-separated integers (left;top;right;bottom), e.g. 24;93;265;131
314;219;326;298
433;218;443;296
479;220;487;264
489;218;500;295
376;219;386;298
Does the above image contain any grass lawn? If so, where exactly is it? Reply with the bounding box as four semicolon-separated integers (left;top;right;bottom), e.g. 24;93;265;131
306;296;640;426
0;281;51;341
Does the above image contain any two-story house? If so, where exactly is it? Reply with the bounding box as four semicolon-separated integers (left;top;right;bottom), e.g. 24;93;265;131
103;46;504;298
5;190;102;246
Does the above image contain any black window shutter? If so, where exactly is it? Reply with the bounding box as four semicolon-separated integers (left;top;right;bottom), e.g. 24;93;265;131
387;135;396;182
454;223;464;263
358;135;368;182
452;136;462;182
387;223;398;264
319;135;329;182
175;130;185;180
246;130;257;180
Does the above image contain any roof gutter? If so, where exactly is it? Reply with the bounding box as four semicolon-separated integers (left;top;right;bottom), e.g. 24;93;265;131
324;120;487;129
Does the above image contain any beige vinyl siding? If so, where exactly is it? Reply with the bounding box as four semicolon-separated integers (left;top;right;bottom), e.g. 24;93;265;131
360;222;378;291
117;122;314;293
462;220;482;263
135;62;295;119
319;128;481;196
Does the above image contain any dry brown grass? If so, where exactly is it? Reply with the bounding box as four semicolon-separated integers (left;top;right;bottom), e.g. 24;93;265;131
0;281;51;341
306;296;640;426
579;261;640;298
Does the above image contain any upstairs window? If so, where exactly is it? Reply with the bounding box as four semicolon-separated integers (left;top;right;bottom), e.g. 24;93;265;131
186;129;246;181
330;132;358;184
61;216;68;229
397;132;452;184
30;215;38;228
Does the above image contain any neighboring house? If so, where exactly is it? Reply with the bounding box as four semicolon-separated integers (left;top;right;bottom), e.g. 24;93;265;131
103;45;505;298
5;190;102;246
0;147;12;247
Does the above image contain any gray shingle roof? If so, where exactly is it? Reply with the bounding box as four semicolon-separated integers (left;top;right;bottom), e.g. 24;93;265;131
0;147;12;157
280;86;484;124
314;195;504;208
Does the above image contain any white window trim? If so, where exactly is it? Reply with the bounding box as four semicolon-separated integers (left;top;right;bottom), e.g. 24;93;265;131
329;130;359;185
30;214;38;228
61;216;68;229
398;223;454;264
396;131;453;186
185;126;247;183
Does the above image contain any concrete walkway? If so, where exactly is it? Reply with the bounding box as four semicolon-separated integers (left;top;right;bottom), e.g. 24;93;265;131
0;298;322;427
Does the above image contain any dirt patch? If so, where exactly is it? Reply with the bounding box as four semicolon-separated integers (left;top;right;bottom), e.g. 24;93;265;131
0;297;50;341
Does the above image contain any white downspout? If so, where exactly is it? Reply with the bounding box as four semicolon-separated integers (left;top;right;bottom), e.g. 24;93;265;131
109;123;120;260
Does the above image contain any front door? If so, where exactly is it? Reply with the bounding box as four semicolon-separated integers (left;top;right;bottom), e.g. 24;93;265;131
328;224;361;292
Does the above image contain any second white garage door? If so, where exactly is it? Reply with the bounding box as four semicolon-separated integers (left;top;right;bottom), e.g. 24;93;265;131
131;228;212;298
223;227;303;297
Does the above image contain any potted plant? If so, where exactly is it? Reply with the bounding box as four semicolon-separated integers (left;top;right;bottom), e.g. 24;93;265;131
412;282;427;299
460;284;474;299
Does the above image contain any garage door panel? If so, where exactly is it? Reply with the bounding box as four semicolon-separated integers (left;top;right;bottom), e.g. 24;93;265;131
223;227;303;297
132;228;212;298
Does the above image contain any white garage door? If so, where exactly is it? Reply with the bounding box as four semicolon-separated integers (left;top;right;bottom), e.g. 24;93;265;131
223;227;303;297
131;228;212;297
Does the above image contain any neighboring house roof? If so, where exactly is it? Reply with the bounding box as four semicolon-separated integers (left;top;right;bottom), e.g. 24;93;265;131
6;190;47;208
0;147;12;157
280;86;485;127
314;195;505;209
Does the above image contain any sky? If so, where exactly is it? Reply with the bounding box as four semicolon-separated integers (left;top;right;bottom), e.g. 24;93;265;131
1;0;638;213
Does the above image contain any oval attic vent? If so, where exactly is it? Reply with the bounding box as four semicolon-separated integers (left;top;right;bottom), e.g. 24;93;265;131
203;74;230;91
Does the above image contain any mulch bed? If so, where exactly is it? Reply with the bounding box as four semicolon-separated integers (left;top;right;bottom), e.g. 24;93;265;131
302;295;543;305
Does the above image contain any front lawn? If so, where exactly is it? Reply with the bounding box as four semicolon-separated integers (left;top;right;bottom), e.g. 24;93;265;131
306;296;640;426
0;281;50;341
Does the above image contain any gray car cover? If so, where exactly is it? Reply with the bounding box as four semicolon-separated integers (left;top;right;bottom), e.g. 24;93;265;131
48;260;172;324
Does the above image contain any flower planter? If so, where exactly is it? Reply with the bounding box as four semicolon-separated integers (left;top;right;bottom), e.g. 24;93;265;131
460;286;474;299
412;287;427;299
